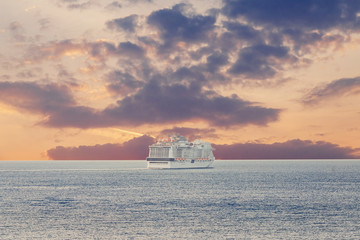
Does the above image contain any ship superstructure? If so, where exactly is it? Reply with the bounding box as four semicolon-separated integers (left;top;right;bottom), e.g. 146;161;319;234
146;135;215;169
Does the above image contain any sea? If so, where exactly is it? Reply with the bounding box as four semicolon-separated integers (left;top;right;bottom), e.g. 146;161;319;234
0;160;359;240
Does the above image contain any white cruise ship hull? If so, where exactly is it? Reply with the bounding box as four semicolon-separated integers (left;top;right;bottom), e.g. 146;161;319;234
147;158;214;169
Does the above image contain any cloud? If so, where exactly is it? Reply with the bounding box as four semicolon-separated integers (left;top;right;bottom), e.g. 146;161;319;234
147;4;216;49
56;64;78;83
171;65;229;86
0;81;75;114
47;137;359;160
24;40;144;63
43;106;104;128
16;68;42;79
38;18;51;31
229;44;293;79
0;80;280;128
0;81;102;128
104;80;281;127
24;2;351;90
129;0;153;3
0;75;11;80
160;127;218;140
223;21;263;43
58;0;95;10
172;67;206;84
222;0;360;31
221;0;360;54
9;21;26;42
25;40;90;62
105;1;122;10
302;77;360;105
117;41;145;57
205;51;229;73
214;139;359;159
106;70;144;95
106;15;138;32
47;135;155;160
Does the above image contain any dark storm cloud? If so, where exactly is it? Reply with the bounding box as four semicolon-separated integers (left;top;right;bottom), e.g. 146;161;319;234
222;0;360;31
47;135;155;160
106;70;144;95
104;80;281;126
160;127;218;140
302;77;360;105
106;15;138;32
229;44;292;79
147;4;216;48
214;139;359;159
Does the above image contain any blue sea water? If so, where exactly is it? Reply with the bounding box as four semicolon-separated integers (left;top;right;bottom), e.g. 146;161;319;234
0;160;359;239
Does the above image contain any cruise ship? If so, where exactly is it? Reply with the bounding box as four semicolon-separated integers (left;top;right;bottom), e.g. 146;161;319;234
146;134;215;169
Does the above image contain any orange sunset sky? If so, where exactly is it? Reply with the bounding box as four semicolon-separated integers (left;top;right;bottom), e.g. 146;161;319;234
1;0;360;160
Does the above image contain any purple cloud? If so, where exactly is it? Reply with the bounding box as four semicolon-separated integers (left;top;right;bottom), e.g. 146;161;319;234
160;127;218;140
117;41;145;57
24;40;143;62
223;21;263;43
47;136;359;160
221;0;360;54
229;44;293;79
8;21;26;42
58;0;94;10
214;139;359;159
222;0;360;31
47;135;155;160
0;81;104;128
105;1;122;10
147;4;216;49
105;70;144;95
172;67;207;84
0;81;75;114
106;15;138;32
206;51;229;73
103;80;281;127
0;81;280;128
302;77;360;105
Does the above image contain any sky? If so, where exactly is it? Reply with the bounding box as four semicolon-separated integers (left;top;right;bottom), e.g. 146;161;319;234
1;0;360;160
